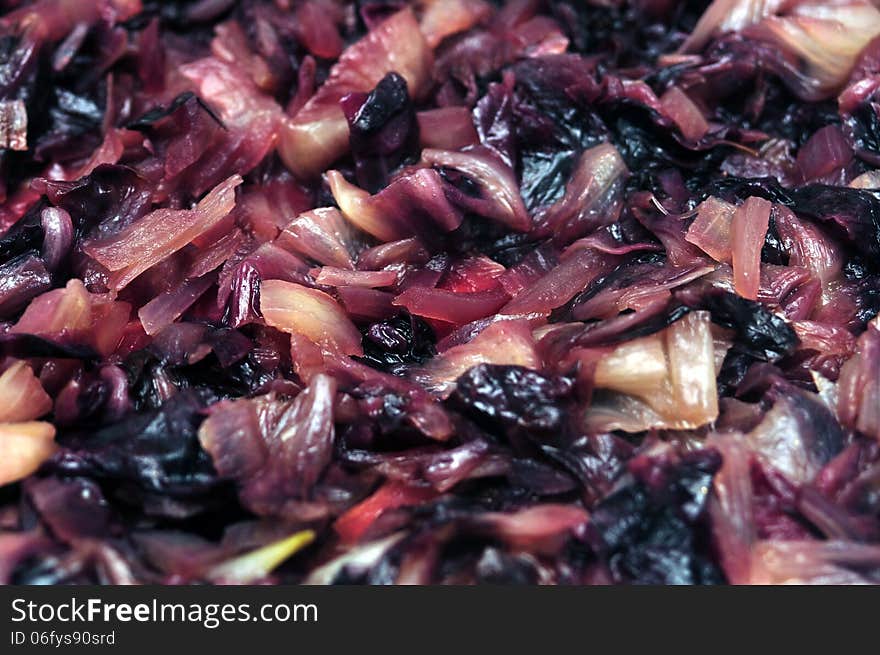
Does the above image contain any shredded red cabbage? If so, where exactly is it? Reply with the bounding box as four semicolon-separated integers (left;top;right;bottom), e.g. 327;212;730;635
1;0;880;585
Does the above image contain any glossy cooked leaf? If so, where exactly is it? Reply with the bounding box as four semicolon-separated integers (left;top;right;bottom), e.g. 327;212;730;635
1;0;880;587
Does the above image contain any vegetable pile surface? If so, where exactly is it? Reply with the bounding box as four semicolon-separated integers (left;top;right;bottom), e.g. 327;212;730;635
1;0;880;585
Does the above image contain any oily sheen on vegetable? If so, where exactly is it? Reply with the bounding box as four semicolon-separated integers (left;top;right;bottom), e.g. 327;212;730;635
0;0;879;585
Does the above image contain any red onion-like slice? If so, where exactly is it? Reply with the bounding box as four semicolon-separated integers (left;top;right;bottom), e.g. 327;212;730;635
198;376;338;520
501;247;620;316
211;21;275;92
439;256;506;293
187;228;247;279
89;298;132;357
588;311;720;429
479;505;588;555
12;278;92;335
276;207;357;270
334;480;438;543
594;335;668;398
796;125;853;182
293;2;344;59
678;0;783;54
707;433;756;585
357;238;429;270
536;142;629;245
179;59;282;193
837;324;880;440
313;266;397;289
11;279;131;356
328;168;462;242
337;286;396;321
745;1;880;101
731;196;772;300
422;146;531;231
685;196;737;263
749;540;880;584
0;0;141;41
394;286;509;326
498;246;559;298
418;0;492;48
51;128;130;182
773;205;843;284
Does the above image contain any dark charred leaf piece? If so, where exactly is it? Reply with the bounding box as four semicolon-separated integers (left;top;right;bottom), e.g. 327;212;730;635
48;390;219;497
509;56;607;210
